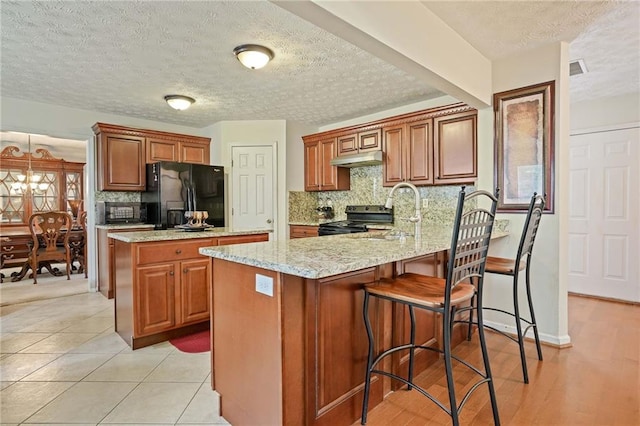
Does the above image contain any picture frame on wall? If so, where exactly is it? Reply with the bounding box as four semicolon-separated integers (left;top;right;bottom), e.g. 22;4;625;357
493;80;555;213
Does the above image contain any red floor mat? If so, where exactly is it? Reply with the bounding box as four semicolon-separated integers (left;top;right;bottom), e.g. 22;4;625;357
169;329;211;353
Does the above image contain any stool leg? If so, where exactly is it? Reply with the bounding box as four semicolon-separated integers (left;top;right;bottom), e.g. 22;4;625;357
476;292;501;425
512;270;529;384
361;290;374;425
525;261;543;361
466;291;475;341
408;305;416;391
442;307;460;426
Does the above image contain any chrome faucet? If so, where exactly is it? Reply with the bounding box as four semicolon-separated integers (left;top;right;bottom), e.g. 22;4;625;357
385;182;422;241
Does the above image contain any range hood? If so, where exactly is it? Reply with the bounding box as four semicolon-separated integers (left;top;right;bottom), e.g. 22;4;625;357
330;150;383;168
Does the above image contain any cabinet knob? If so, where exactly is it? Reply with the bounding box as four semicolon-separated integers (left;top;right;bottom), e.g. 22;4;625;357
176;249;182;254
266;219;272;224
183;268;188;273
169;271;174;276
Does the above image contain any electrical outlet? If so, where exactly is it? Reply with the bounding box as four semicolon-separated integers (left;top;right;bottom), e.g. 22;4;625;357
422;198;429;209
255;274;274;297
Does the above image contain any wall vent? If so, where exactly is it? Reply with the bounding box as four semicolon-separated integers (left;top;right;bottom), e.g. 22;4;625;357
570;59;588;76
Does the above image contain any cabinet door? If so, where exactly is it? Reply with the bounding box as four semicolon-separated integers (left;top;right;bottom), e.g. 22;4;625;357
321;137;350;191
407;119;434;185
433;111;477;183
337;134;358;156
358;129;382;152
147;138;178;163
99;133;145;191
180;142;210;165
383;125;405;186
304;140;321;191
135;263;176;336
320;137;339;190
180;258;211;325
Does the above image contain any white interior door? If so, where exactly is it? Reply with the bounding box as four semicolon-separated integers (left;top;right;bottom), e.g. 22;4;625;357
568;126;639;302
231;145;274;231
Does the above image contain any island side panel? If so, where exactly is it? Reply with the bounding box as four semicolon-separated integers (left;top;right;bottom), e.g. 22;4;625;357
113;239;134;346
305;267;387;426
212;259;283;426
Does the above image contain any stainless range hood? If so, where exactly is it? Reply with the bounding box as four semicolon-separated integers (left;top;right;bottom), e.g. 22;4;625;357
329;150;383;168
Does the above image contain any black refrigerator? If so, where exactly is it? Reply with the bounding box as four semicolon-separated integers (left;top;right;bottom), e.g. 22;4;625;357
141;162;225;229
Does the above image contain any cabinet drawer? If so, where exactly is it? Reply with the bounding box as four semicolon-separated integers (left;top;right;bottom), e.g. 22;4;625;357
136;239;215;265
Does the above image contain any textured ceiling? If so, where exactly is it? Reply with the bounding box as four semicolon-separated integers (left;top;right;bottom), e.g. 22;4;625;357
423;0;640;105
1;0;638;132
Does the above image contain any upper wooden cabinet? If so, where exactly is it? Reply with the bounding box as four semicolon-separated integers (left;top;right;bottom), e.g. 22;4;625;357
146;138;210;165
383;119;434;186
93;123;211;191
301;103;477;190
303;136;350;192
337;129;382;156
382;104;477;187
433;110;477;184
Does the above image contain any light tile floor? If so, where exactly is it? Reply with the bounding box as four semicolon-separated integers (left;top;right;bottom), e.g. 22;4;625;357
0;292;230;425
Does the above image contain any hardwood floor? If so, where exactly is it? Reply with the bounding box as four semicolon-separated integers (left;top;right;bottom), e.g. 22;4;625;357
355;295;640;425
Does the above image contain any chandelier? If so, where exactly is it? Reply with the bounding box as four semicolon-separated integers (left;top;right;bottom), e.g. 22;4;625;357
11;134;49;194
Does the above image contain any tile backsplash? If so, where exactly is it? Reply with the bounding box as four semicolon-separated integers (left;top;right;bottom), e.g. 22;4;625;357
288;165;476;234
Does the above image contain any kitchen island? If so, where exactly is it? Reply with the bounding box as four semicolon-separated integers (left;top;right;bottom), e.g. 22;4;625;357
108;227;270;349
200;225;508;426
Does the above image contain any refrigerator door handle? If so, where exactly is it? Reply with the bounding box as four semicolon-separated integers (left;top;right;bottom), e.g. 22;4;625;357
190;181;197;212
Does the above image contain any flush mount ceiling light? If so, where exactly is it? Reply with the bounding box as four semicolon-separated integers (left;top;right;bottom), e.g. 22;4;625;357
164;95;195;110
233;44;274;70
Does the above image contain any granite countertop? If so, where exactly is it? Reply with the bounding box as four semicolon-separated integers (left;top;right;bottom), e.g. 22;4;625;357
96;224;155;230
108;227;271;243
200;225;509;279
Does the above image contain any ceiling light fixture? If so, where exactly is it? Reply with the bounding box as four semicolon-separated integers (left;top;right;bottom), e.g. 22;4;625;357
164;95;195;110
233;44;274;70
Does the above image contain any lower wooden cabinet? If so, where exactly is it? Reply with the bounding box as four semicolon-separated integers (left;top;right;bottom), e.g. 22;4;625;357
113;232;269;349
289;225;319;238
135;257;211;336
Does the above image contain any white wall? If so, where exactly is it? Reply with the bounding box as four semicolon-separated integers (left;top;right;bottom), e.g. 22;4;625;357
318;95;459;131
484;42;571;346
571;92;640;131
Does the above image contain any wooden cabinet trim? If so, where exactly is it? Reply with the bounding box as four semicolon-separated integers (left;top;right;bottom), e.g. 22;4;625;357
301;103;474;141
93;122;210;145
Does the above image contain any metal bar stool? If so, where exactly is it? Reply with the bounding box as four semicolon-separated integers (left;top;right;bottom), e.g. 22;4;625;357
361;187;500;426
466;193;545;384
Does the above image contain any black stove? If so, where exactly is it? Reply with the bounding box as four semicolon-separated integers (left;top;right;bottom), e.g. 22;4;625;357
318;205;393;236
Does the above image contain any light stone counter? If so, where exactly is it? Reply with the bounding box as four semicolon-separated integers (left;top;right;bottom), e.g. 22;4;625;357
108;227;271;243
200;225;508;279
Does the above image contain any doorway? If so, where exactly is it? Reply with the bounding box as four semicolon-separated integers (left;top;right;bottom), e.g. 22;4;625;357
230;145;275;232
568;125;639;302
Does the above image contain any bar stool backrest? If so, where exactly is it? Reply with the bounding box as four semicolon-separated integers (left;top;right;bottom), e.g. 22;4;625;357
517;193;545;262
447;187;499;294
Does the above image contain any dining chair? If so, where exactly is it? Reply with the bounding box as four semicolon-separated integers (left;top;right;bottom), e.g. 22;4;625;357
69;210;88;278
466;193;545;384
361;187;500;426
28;211;73;284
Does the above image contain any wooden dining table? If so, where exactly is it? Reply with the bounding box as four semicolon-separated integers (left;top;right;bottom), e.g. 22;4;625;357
0;226;85;282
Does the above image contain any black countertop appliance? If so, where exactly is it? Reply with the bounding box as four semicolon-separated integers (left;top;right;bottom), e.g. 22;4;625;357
141;161;225;229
